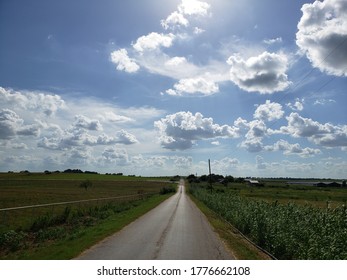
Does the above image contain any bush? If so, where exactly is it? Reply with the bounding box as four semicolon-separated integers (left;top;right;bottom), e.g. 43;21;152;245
0;230;27;251
160;186;176;195
80;180;93;190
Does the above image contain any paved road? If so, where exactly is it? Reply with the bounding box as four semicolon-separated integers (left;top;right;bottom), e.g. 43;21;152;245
76;180;234;260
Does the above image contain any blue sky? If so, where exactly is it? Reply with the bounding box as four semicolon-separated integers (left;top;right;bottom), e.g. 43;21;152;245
1;0;347;178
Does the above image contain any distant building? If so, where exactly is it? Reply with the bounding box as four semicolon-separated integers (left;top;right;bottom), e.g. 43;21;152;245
245;179;260;186
315;182;341;187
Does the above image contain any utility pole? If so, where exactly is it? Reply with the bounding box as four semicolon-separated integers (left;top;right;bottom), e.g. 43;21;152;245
208;159;213;193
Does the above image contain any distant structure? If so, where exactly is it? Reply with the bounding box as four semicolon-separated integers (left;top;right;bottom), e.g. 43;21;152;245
245;179;260;186
315;181;342;188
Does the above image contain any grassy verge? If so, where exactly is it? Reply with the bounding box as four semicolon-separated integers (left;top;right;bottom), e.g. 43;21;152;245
1;194;172;260
188;193;271;260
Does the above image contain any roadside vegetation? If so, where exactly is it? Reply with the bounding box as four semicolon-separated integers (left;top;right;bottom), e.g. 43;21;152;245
0;172;177;259
188;175;347;260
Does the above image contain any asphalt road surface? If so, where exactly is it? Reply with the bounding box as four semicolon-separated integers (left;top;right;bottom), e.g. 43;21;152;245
76;180;234;260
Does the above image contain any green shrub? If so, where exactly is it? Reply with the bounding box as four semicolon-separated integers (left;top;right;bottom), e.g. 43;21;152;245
160;186;176;195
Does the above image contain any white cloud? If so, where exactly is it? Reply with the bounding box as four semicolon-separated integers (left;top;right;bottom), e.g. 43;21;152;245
110;49;140;73
154;111;238;150
194;27;205;34
161;11;189;30
296;0;347;76
286;99;304;111
166;76;219;96
256;155;267;169
263;37;283;45
100;147;130;166
0;109;24;139
0;87;66;116
63;147;93;167
133;32;175;53
178;0;210;16
115;129;138;145
240;137;264;153
211;157;239;173
265;139;321;158
165;56;187;67
99;111;134;123
245;119;268;139
73;115;103;131
276;112;347;148
160;0;210;30
38;126;138;150
0;109;40;139
171;155;193;169
280;112;334;138
313;98;336;106
227;51;291;94
254;100;284;121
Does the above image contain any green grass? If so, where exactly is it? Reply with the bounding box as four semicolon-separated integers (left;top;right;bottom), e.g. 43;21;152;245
1;194;173;259
190;181;347;208
0;173;175;232
0;173;177;259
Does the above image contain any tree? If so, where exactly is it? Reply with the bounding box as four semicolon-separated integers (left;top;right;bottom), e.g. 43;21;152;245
80;180;92;191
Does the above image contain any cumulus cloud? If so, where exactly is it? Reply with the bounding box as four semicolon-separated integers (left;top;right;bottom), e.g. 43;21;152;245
133;32;175;53
296;0;347;76
0;109;23;139
0;109;40;139
154;111;238;150
286;99;304;111
0;87;65;116
227;51;291;94
265;139;321;157
100;147;129;166
240;137;264;153
38;127;138;150
211;157;239;172
110;49;140;73
171;156;193;169
178;0;210;16
238;118;269;153
254;100;284;121
63;147;92;166
256;155;267;169
166;76;219;96
161;11;189;30
276;112;347;148
131;154;169;168
280;112;334;138
73;115;102;131
161;0;210;30
115;129;138;145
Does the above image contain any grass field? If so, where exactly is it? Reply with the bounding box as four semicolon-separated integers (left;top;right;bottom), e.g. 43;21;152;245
0;172;172;208
190;180;347;208
0;172;177;259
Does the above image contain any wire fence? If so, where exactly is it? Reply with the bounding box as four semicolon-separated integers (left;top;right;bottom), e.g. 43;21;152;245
0;192;156;232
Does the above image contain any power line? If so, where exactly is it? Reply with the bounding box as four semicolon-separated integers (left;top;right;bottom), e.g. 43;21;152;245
267;37;347;129
275;36;347;105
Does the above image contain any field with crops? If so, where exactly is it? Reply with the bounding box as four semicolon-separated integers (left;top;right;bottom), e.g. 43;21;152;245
189;182;347;260
0;172;176;259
